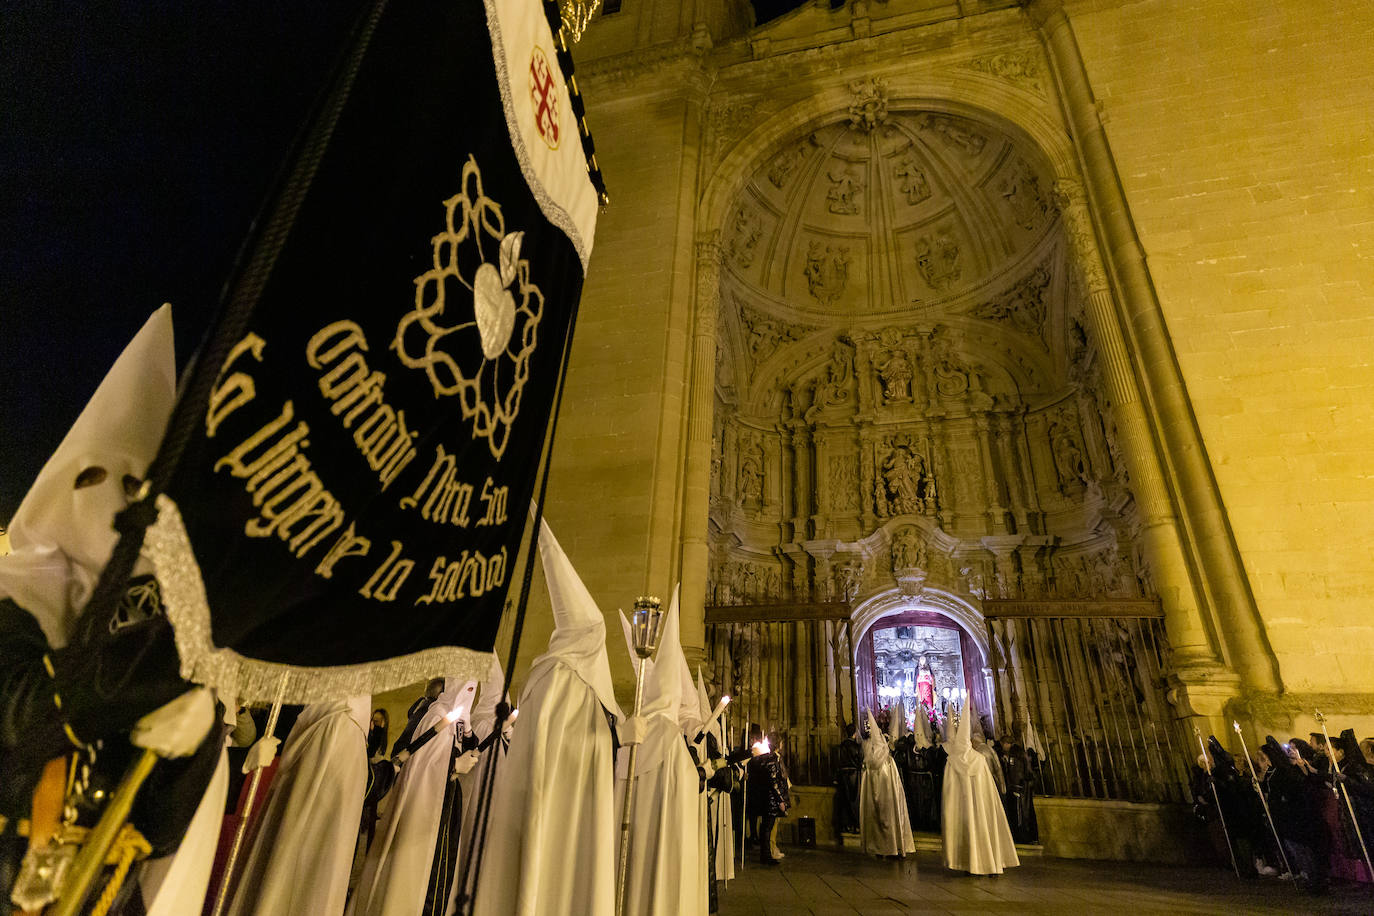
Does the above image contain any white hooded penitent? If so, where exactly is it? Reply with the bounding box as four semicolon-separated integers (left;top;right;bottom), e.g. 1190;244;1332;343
859;709;915;858
0;304;177;647
941;706;1019;875
471;519;624;916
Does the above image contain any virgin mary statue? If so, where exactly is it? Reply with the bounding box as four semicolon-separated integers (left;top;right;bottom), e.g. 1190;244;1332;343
916;656;935;711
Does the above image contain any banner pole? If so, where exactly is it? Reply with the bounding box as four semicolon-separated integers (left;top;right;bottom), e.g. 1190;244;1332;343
210;674;289;916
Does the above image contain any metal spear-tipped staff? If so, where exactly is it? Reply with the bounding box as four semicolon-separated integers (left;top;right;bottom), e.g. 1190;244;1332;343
1232;721;1293;878
1315;709;1373;878
616;596;665;916
1194;726;1240;878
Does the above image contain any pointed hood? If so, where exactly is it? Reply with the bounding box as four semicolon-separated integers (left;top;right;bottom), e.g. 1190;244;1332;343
913;710;932;750
865;709;882;744
537;518;622;719
674;629;703;736
888;703;906;742
0;305;176;647
471;654;507;741
951;706;973;756
639;587;683;721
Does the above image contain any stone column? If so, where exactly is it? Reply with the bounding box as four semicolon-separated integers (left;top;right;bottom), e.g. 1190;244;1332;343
1052;178;1226;692
678;233;722;661
1029;0;1280;697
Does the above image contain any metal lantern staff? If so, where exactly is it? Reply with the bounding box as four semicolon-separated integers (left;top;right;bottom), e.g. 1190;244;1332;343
1315;709;1373;877
1193;726;1240;878
616;596;665;916
1232;721;1292;878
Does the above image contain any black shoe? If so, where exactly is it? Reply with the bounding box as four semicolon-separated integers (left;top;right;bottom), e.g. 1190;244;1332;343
760;856;781;866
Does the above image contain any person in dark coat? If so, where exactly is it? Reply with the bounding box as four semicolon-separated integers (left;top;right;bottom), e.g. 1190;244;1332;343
1206;736;1264;878
1262;736;1329;892
746;741;789;865
998;737;1039;844
833;728;863;835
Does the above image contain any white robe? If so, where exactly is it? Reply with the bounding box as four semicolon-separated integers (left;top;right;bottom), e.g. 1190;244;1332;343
137;745;228;915
859;720;914;857
471;658;617;916
349;681;476;916
226;696;369;916
615;712;703;916
614;590;704;916
941;714;1019;875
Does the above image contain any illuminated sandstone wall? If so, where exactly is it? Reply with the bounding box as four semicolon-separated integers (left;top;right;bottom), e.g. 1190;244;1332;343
1067;0;1374;699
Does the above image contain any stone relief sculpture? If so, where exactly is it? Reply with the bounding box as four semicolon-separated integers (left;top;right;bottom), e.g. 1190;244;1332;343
998;158;1051;231
876;349;914;403
726;204;763;268
826;166;863;215
767;138;812;189
828;454;859;512
741;306;806;366
894;152;932;205
804;242;851;303
891;525;928;570
916;113;987;156
972;262;1052;342
834;558;864;602
806;339;855;418
929;326;972;397
915;231;962;291
874;434;937;517
846;77;889;132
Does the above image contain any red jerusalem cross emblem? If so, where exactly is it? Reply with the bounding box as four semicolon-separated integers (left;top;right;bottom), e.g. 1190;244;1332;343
528;47;560;149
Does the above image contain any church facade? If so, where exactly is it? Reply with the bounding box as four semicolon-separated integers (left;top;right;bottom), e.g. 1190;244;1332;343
513;0;1373;849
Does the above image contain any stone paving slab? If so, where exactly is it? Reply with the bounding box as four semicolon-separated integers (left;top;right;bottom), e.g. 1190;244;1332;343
716;846;1374;915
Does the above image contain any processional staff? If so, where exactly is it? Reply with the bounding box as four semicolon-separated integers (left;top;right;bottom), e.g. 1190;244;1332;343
616;596;665;916
1232;721;1293;878
1193;726;1240;878
1315;709;1373;878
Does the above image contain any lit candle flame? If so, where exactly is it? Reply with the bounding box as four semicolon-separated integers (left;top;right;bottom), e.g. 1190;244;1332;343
509;708;519;723
1232;720;1241;732
446;705;466;724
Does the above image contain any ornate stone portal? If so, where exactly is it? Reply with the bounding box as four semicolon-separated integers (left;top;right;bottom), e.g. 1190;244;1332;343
705;110;1162;770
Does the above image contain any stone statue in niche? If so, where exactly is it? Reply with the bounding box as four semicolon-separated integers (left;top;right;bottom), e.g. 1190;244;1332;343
915;232;962;291
891;525;928;571
826;167;863;215
804;242;851;304
876;349;914;403
894;152;932;205
874;435;937;517
1048;419;1089;489
738;439;764;505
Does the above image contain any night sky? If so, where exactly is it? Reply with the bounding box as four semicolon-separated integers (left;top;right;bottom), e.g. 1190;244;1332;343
0;2;373;522
0;1;810;523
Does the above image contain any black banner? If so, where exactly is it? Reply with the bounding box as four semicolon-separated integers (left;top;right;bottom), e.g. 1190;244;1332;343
161;0;595;679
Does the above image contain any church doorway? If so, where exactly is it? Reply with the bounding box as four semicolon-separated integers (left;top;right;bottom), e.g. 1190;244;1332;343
854;608;992;736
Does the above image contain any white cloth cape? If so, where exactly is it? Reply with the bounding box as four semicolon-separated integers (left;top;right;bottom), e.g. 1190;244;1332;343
859;711;914;857
941;709;1019;875
226;696;370;916
348;679;476;916
614;588;704;916
471;518;623;916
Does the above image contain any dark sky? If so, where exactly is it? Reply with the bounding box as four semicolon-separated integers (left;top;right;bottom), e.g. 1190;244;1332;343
0;2;371;522
0;1;814;524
